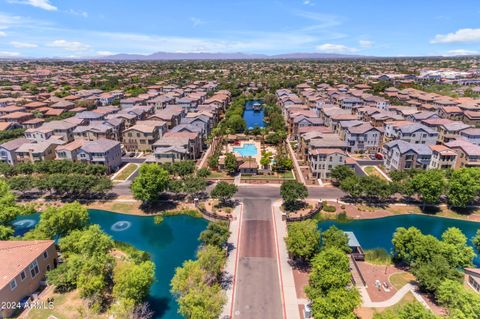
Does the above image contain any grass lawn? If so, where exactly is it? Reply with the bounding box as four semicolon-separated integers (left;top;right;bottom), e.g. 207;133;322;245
209;171;230;178
364;248;392;265
359;292;420;319
87;201;141;214
113;163;138;181
389;272;416;290
241;171;295;180
26;289;107;319
364;166;388;181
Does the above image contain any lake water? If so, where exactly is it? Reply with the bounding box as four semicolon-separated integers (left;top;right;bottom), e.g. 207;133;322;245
14;210;208;319
244;100;265;129
319;214;480;266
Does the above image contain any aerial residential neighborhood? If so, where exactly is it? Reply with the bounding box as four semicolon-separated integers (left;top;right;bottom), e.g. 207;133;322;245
1;1;480;319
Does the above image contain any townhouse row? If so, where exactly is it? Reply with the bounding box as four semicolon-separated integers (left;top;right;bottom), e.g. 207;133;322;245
277;83;480;180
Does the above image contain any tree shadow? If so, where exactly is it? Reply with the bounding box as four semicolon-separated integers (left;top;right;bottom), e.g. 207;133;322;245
146;296;171;319
140;201;179;214
419;205;441;215
448;206;477;216
288;258;311;273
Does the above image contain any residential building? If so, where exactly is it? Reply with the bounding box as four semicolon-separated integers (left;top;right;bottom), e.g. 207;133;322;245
445;140;480;168
428;145;457;169
0;240;57;318
77;139;122;172
0;138;30;165
383;140;432;170
122;120;167;152
308;148;346;179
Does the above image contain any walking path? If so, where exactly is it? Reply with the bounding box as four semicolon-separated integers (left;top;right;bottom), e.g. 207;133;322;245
272;200;301;319
286;137;306;185
221;204;243;318
360;283;430;309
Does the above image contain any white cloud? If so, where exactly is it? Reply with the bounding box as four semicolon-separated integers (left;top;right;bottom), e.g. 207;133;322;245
190;17;204;27
303;0;314;5
0;31;5;37
48;39;90;51
96;50;115;56
67;9;88;18
359;40;373;48
0;51;20;57
444;49;479;56
7;0;57;11
10;41;37;48
315;43;358;54
431;28;480;43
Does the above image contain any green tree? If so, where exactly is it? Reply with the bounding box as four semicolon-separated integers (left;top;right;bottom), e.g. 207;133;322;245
59;224;114;258
373;302;438;319
7;175;34;194
305;248;351;300
224;152;238;175
285;220;321;261
473;230;480;252
131;164;170;203
413;255;462;294
199;222;230;248
226;114;246;133
411;170;446;208
440;227;475;269
321;226;352;253
197;245;226;283
210;182;238;206
113;260;155;304
0;225;14;240
330;166;355;184
171;260;205;297
280;180;308;211
436;279;480;319
311;287;360;319
339;176;363;199
197;168;211;178
177;283;225;319
447;168;480;208
34;202;89;239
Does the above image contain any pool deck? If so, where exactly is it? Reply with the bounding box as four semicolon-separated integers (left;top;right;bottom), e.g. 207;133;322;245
228;140;262;166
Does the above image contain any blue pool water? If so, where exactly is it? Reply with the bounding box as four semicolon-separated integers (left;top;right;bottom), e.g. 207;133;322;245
319;214;480;266
14;210;207;319
233;143;258;157
244;100;265;129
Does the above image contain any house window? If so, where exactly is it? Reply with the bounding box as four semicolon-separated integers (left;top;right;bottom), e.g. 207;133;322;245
29;260;39;278
20;270;26;281
9;279;17;291
43;251;48;259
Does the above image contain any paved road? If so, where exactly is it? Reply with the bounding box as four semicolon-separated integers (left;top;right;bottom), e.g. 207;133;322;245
113;183;345;200
235;185;344;200
233;198;284;319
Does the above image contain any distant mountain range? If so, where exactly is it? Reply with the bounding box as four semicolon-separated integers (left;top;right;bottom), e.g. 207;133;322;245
96;51;368;61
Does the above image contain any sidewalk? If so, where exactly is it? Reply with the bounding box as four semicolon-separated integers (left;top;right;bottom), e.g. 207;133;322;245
221;204;242;318
286;137;306;185
272;200;301;319
360;283;430;310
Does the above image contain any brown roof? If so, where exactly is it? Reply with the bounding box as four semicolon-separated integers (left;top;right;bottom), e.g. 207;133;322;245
0;240;55;289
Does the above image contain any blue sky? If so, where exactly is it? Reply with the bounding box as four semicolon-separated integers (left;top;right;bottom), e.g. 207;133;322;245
0;0;480;57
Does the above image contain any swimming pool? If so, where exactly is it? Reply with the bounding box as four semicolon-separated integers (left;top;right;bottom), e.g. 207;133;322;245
233;143;258;157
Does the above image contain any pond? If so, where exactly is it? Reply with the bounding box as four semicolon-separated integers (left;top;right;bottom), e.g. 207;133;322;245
244;100;265;129
318;214;480;266
14;209;208;319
